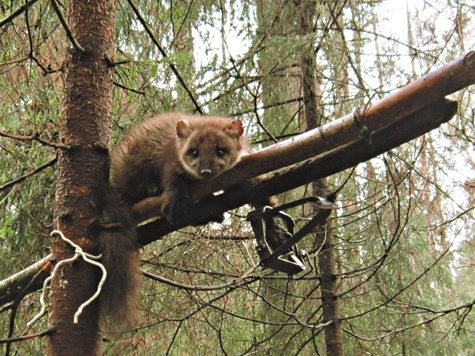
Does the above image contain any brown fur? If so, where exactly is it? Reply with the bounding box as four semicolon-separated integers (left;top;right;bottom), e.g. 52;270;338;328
111;112;250;224
98;113;250;330
98;113;292;330
97;190;141;332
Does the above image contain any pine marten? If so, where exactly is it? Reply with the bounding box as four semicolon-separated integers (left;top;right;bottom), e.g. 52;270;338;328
98;113;253;330
110;112;250;224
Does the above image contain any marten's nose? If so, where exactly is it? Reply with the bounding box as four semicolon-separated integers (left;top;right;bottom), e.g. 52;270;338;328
200;169;213;177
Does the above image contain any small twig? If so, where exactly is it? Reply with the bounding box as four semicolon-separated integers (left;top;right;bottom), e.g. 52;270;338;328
22;0;54;76
29;55;52;75
143;263;260;291
0;157;57;192
50;0;85;53
113;81;146;95
231;96;304;117
0;56;30;68
229;58;278;143
0;0;39;28
0;130;65;149
125;0;203;114
27;230;106;326
107;59;133;67
0;326;55;344
25;0;33;54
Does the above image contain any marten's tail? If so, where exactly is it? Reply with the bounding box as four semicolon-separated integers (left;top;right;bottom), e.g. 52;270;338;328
97;190;141;332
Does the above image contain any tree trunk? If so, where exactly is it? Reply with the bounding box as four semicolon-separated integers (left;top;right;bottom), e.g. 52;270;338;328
298;0;344;354
47;0;117;355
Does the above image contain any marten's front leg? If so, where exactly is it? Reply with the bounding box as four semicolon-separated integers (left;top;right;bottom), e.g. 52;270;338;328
161;176;192;225
162;176;224;225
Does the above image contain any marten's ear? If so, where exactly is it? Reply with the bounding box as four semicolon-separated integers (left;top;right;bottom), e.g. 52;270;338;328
176;120;193;139
225;119;244;137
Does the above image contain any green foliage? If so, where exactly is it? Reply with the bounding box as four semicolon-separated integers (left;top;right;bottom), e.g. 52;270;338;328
1;0;474;354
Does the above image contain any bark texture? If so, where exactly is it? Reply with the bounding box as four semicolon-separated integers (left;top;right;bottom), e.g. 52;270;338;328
48;0;117;355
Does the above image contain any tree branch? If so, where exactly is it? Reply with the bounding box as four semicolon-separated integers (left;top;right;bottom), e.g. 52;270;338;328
125;0;203;114
0;157;57;192
0;130;65;149
0;53;471;307
50;0;85;53
0;0;39;29
0;255;51;306
194;51;474;200
136;98;458;245
132;50;475;224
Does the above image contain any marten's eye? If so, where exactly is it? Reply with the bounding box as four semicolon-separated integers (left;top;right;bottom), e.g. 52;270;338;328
216;148;228;157
188;148;199;158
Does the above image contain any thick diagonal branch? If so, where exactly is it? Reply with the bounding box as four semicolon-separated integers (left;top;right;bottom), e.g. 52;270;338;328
133;52;475;222
137;98;458;245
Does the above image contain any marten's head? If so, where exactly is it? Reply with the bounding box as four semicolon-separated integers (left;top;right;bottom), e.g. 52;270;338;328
176;117;249;179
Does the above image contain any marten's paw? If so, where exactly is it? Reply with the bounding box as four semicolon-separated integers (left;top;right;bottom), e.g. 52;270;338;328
164;198;225;226
163;195;189;225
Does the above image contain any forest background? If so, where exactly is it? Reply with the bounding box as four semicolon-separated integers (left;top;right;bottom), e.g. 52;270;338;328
0;0;474;355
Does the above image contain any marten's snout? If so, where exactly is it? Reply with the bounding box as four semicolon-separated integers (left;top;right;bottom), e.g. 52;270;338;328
200;168;214;178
